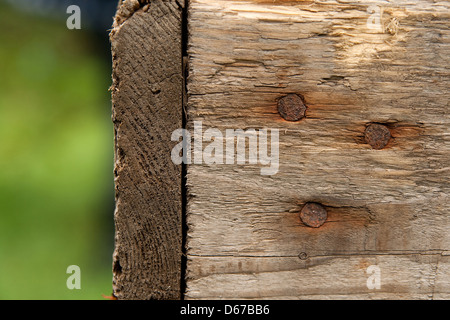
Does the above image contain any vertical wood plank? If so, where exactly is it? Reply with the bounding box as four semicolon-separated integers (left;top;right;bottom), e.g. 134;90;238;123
110;0;184;300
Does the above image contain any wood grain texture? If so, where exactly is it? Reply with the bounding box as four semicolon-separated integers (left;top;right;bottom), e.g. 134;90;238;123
111;0;184;299
185;0;449;299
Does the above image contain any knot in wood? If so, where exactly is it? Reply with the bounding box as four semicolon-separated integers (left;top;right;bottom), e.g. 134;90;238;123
277;94;306;121
300;203;327;228
365;123;391;150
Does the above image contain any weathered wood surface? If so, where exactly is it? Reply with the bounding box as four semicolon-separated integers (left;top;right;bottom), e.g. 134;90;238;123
110;0;184;299
185;0;450;299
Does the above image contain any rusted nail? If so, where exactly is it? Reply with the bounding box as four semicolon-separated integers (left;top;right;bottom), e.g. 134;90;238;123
298;252;308;260
300;202;327;228
365;123;391;150
277;94;306;121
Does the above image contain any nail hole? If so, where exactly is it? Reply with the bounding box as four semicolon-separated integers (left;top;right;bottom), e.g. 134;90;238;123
298;252;308;260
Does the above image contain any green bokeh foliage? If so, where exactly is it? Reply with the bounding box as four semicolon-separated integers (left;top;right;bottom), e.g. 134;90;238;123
0;3;114;299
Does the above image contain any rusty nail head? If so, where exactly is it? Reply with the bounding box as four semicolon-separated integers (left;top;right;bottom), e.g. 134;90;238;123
300;202;327;228
277;94;306;121
365;123;391;150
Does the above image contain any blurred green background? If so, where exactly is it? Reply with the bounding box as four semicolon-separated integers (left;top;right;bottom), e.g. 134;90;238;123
0;1;117;299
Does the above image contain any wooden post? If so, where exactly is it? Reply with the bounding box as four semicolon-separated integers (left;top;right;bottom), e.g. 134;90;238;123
111;0;449;300
110;0;185;300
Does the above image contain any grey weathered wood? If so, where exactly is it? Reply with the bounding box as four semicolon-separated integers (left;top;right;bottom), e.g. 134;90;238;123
185;0;450;299
110;0;184;299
